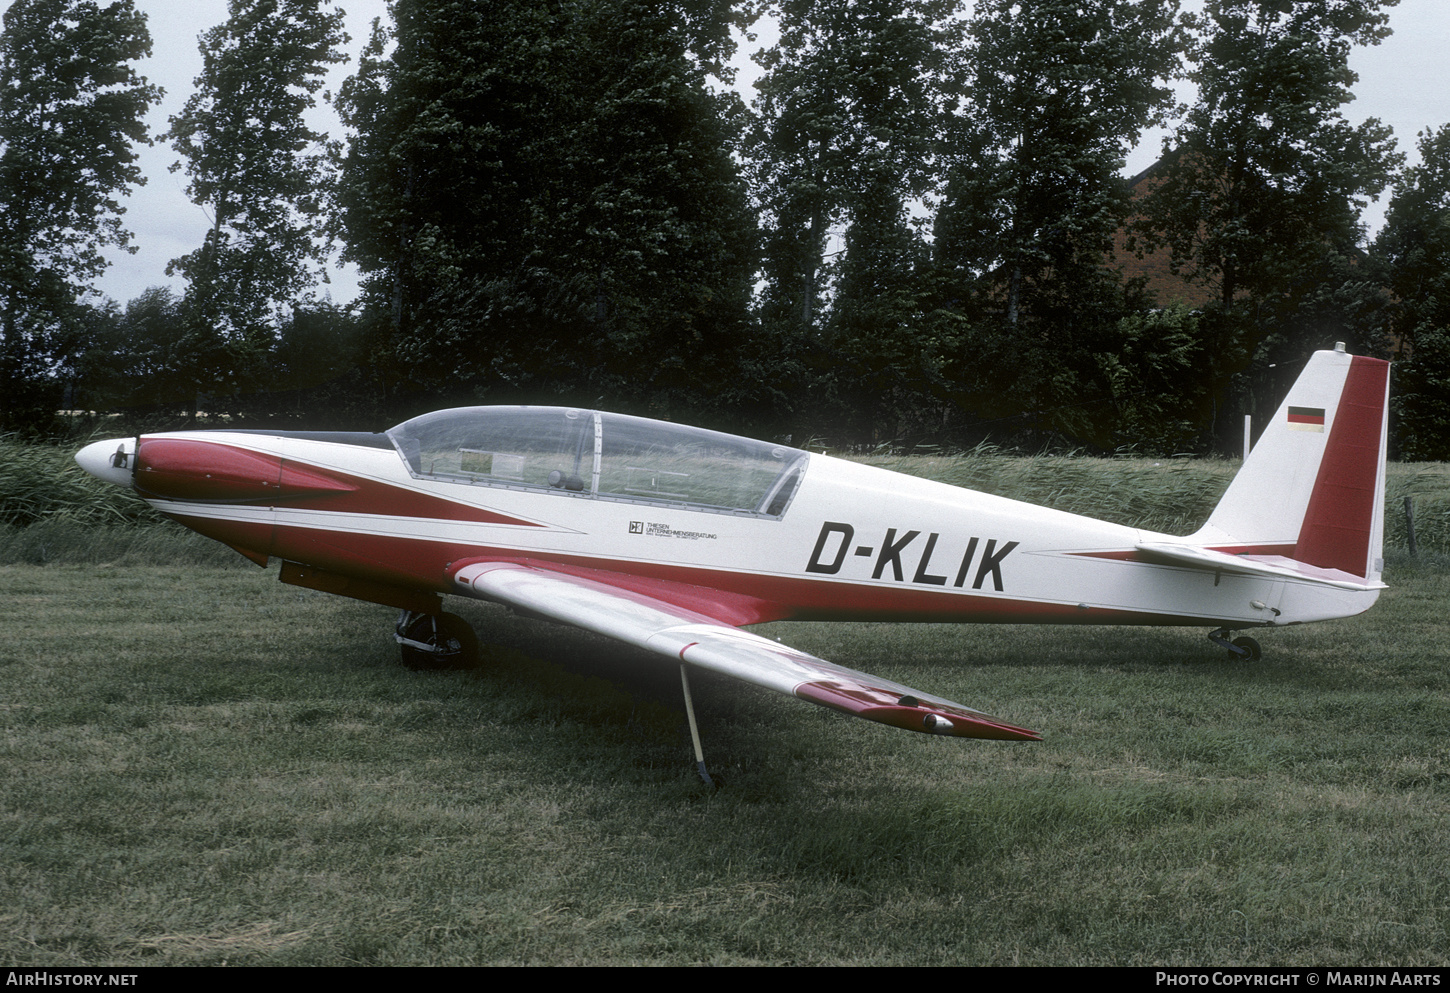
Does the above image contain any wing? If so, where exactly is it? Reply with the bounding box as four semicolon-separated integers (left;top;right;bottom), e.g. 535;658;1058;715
450;561;1040;741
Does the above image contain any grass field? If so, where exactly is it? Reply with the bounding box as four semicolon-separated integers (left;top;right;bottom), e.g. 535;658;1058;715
1;553;1447;966
1;448;1448;964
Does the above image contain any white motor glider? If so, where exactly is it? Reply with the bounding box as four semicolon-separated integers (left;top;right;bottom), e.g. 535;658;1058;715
77;344;1390;781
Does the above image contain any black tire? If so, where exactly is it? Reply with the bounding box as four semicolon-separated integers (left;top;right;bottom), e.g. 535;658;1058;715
1231;636;1262;662
399;611;480;670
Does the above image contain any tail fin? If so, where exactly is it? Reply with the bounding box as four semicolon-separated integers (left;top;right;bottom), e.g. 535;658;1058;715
1191;344;1390;583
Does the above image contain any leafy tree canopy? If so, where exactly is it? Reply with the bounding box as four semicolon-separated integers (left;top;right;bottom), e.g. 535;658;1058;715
747;0;953;333
165;0;349;342
335;0;759;420
935;0;1184;323
1376;124;1450;460
1137;0;1403;308
0;0;159;430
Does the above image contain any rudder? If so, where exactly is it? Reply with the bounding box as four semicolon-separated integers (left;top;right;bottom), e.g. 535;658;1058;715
1191;345;1390;583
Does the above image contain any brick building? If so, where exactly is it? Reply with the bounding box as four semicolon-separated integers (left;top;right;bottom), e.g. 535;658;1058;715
1111;157;1221;309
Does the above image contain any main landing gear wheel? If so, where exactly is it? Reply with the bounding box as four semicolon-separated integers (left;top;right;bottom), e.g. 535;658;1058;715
395;610;480;670
1208;628;1262;661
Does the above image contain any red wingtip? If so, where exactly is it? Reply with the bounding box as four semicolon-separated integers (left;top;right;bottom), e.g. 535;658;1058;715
795;682;1041;741
942;712;1042;742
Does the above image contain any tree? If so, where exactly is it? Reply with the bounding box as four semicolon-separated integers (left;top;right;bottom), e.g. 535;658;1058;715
1376;124;1450;459
165;0;348;406
1377;125;1450;344
0;0;158;429
1131;0;1403;449
71;287;192;413
1136;0;1401;309
747;0;950;333
935;0;1183;325
1093;304;1211;451
335;0;759;420
1393;327;1450;461
741;0;960;441
927;0;1182;447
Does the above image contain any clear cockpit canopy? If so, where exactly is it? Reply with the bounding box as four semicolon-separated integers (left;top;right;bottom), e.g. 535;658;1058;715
385;407;807;518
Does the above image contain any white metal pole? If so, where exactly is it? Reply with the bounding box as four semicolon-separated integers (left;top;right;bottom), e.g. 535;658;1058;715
680;664;714;787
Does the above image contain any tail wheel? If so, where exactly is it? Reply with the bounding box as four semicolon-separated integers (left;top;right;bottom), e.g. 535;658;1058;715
1231;636;1262;662
396;611;480;670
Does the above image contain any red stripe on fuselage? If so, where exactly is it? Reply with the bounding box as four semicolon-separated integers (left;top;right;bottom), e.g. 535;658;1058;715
1070;544;1297;562
253;518;1234;629
276;467;543;526
140;438;541;528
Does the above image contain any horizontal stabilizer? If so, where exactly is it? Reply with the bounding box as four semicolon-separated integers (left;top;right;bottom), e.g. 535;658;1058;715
1135;541;1385;591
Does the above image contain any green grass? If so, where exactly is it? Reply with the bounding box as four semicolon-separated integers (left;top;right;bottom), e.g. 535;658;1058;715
1;555;1446;965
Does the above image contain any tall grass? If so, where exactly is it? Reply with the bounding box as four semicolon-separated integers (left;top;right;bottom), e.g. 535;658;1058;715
0;438;238;566
0;437;158;527
1386;462;1450;553
861;448;1450;551
858;448;1237;535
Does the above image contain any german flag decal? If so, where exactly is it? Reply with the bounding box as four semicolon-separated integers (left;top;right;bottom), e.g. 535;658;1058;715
1287;406;1326;431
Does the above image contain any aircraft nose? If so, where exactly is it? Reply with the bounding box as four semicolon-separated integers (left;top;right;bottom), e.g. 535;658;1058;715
76;437;137;488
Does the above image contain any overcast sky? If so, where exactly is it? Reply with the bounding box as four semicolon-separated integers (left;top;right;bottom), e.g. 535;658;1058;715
6;0;1445;307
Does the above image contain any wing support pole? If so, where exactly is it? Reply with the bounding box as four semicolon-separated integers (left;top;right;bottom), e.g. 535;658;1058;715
679;663;715;788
